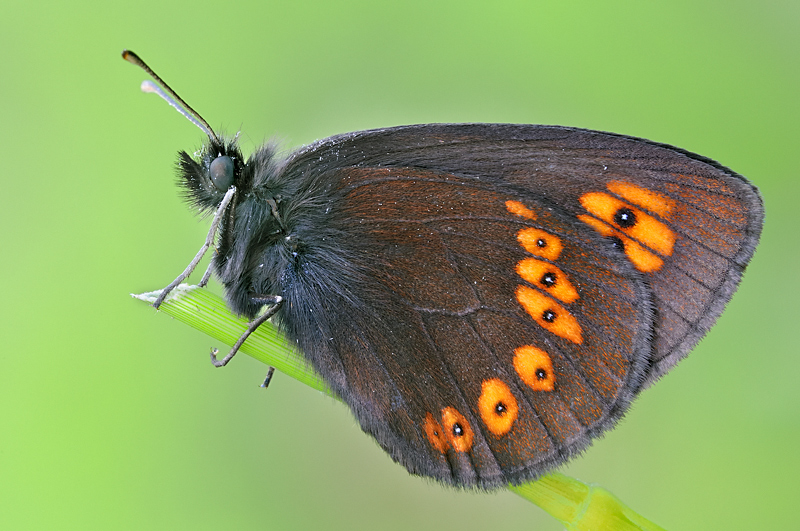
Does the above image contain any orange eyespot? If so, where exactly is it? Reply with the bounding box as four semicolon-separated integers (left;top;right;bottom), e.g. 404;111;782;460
516;258;579;303
607;181;675;218
578;214;664;272
424;412;448;453
513;345;555;391
505;200;537;220
516;228;563;260
515;285;583;344
579;192;675;256
441;407;474;452
478;379;519;436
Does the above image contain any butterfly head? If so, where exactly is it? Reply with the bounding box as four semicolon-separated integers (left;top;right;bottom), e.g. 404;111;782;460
177;135;246;212
122;50;259;213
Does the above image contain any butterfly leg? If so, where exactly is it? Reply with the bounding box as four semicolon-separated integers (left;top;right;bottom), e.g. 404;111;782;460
259;367;276;389
210;295;283;367
153;186;236;308
198;260;215;288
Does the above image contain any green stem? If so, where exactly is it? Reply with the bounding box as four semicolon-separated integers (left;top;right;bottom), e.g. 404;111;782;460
132;284;666;530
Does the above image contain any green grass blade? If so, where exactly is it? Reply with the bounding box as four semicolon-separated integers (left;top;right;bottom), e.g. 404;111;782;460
510;473;667;530
132;284;329;394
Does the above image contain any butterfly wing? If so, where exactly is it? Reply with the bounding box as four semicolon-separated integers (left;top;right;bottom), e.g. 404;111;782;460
268;124;762;487
285;124;764;383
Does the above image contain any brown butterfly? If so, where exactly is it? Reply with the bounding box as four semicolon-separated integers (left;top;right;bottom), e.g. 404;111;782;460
125;50;763;488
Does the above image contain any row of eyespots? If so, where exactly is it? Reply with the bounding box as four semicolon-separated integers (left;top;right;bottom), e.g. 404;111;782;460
506;200;583;345
424;347;556;453
579;181;676;273
421;201;563;455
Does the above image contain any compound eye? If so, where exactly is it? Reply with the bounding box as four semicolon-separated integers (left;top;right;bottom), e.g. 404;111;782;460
209;156;234;191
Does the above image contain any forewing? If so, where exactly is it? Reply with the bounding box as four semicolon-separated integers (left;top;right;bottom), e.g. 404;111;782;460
285;124;764;384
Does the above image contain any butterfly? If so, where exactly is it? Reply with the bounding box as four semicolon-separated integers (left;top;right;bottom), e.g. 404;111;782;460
124;50;763;488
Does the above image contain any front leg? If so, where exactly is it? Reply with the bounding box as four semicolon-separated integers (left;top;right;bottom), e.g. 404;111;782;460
210;294;284;367
153;187;236;308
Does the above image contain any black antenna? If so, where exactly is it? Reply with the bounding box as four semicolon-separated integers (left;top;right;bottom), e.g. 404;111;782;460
122;50;220;142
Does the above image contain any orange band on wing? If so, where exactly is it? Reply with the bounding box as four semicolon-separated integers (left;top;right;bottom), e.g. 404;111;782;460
580;192;675;256
515;285;583;344
607;181;675;218
578;214;664;272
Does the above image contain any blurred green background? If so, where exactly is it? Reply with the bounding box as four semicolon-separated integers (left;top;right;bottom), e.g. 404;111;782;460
1;1;797;529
